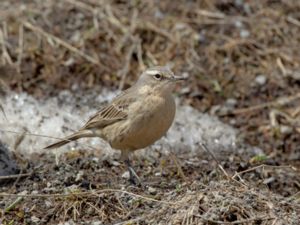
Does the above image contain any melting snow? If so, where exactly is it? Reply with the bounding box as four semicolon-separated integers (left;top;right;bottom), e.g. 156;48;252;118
1;90;240;157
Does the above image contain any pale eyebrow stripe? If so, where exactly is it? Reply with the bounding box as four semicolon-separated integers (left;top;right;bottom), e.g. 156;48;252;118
146;70;160;75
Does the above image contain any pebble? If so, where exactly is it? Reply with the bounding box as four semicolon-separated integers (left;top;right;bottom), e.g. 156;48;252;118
180;87;191;95
210;104;230;115
154;9;164;19
110;160;121;166
64;57;75;66
255;75;267;85
280;125;293;135
91;222;102;225
148;186;157;195
234;20;243;28
32;183;39;189
154;172;162;177
229;119;237;125
19;190;28;195
223;57;230;64
121;171;130;179
75;170;84;182
288;71;300;81
225;98;238;108
64;184;79;193
263;177;275;184
45;200;53;208
31;216;40;223
92;157;99;163
240;29;250;38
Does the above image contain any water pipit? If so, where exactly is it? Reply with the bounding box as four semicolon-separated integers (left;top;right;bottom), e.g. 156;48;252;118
45;66;186;184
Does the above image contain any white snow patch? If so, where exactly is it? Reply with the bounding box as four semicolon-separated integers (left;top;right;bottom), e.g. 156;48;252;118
1;90;238;157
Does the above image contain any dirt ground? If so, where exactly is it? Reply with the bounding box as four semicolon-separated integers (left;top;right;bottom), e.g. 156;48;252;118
0;0;300;224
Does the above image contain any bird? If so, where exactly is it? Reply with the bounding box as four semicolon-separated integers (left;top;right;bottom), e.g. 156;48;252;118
45;66;186;184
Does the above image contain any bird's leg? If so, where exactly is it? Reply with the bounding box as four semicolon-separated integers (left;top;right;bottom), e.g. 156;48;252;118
121;151;141;185
125;158;141;185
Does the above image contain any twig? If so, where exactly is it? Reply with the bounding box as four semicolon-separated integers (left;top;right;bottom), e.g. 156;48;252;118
232;164;296;179
0;22;13;65
136;38;146;70
229;93;300;115
276;57;286;76
118;44;135;90
0;103;8;121
137;21;175;42
4;195;24;212
286;16;300;27
105;5;128;34
0;189;178;206
199;143;250;188
10;170;24;193
196;10;225;19
0;129;98;151
232;171;248;187
63;0;94;11
287;191;300;201
0;129;70;141
146;51;158;66
85;201;104;215
0;172;31;180
199;142;230;178
169;152;187;182
23;21;101;67
17;24;24;73
13;127;27;150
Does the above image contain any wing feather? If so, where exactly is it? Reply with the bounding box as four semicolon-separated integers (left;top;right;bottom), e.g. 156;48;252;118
82;90;135;130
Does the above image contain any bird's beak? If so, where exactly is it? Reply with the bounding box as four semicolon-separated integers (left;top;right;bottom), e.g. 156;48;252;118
172;75;187;82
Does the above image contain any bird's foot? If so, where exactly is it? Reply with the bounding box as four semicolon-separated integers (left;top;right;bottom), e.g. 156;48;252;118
128;166;142;187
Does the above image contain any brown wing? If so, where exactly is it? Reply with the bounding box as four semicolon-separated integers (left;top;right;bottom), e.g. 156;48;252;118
82;90;135;130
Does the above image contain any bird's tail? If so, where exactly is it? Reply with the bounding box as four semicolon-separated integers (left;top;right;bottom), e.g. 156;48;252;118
44;129;94;149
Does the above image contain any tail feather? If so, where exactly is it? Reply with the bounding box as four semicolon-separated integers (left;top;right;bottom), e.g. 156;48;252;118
44;130;94;149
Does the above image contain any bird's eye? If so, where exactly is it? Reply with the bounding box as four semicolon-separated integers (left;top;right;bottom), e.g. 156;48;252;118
153;74;162;80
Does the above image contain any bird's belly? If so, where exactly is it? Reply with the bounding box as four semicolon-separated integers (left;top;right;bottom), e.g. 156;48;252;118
109;96;175;150
127;112;173;149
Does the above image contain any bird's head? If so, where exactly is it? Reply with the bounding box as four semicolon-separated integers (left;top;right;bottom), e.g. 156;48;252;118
136;66;186;95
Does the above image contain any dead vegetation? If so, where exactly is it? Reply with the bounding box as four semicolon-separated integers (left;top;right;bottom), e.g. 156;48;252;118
0;150;299;224
0;0;300;224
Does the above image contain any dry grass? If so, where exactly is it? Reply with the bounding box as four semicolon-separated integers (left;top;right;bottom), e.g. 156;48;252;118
1;0;299;93
1;181;297;224
0;150;299;224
